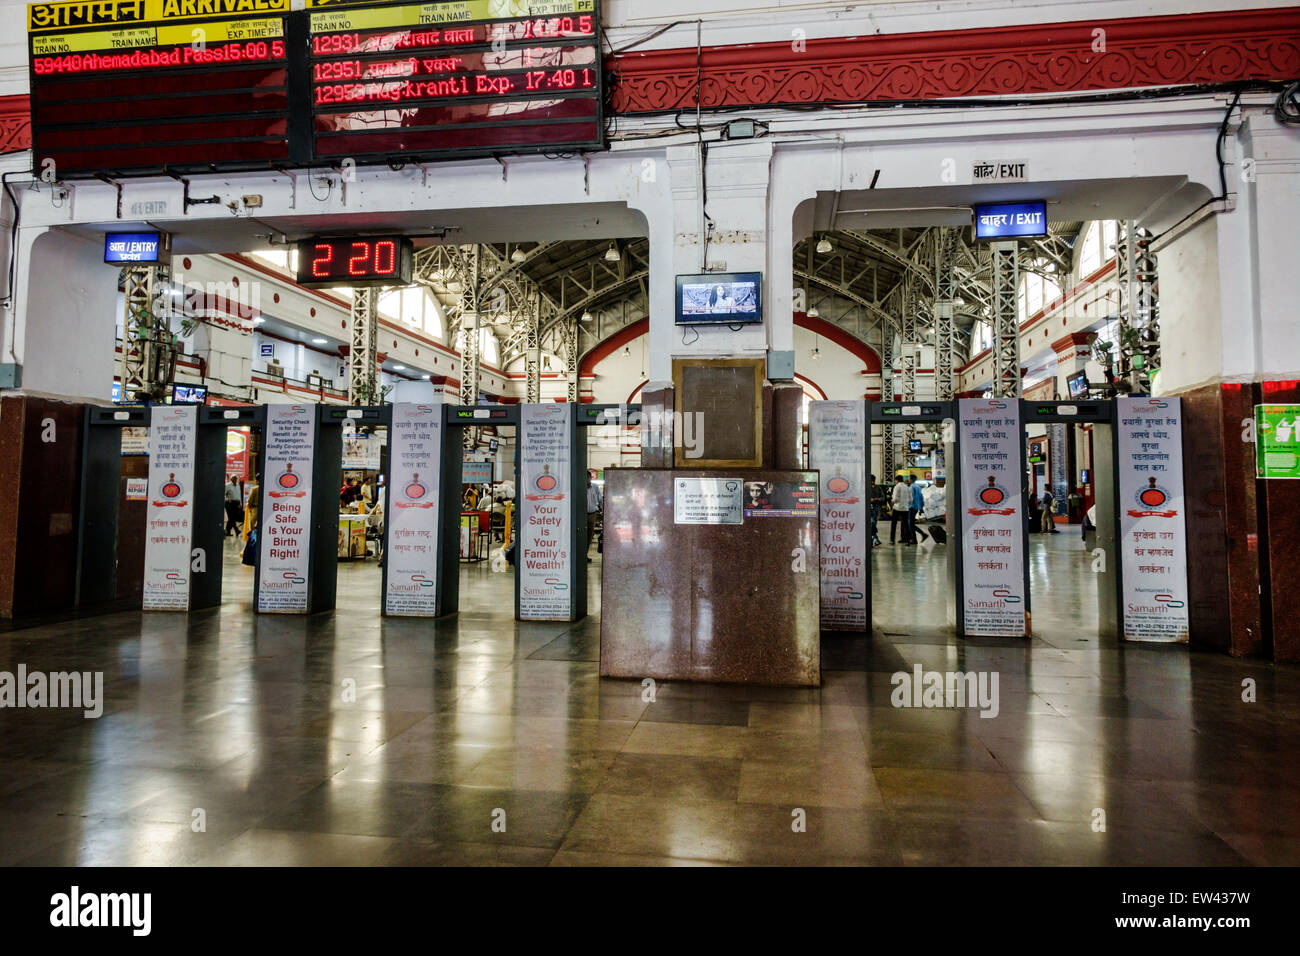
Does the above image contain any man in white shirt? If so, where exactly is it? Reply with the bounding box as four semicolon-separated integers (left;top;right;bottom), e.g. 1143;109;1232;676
891;475;912;545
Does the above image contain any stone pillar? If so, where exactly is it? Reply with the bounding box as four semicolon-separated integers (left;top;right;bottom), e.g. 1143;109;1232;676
1156;109;1300;660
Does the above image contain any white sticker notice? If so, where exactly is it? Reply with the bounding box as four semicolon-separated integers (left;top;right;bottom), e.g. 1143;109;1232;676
385;403;443;616
143;405;197;610
519;403;573;620
258;403;316;613
673;477;744;525
1117;395;1189;643
957;398;1026;637
808;401;867;630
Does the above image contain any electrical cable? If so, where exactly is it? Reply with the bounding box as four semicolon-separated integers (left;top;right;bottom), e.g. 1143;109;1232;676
1149;89;1242;245
1275;80;1300;125
0;170;24;310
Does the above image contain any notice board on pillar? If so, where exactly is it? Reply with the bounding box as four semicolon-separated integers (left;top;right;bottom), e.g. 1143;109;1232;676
957;398;1027;637
808;401;867;630
385;403;442;616
1117;396;1188;643
143;405;197;610
258;404;316;613
519;403;573;620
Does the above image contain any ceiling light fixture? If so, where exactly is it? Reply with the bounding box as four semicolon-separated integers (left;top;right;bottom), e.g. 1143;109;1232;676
807;305;820;318
580;311;593;322
510;246;527;263
311;337;327;344
815;236;833;255
392;365;405;371
604;242;620;262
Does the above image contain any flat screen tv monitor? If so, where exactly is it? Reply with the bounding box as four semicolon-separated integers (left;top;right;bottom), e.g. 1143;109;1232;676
1067;371;1089;399
172;384;208;405
909;439;923;452
675;273;762;325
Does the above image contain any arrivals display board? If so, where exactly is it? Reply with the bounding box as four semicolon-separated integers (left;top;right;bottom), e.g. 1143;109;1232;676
957;398;1026;637
29;0;294;176
808;401;867;631
1117;395;1189;642
384;402;442;615
258;403;316;613
518;402;572;620
308;0;602;162
143;404;197;610
27;0;604;177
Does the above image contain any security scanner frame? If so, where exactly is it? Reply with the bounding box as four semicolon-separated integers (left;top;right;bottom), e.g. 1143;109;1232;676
870;400;959;633
1020;398;1120;641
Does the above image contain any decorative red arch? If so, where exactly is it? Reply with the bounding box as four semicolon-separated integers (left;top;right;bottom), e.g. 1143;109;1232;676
580;313;881;380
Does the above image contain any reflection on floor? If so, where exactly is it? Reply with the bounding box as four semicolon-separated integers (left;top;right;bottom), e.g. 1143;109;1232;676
1;529;1297;865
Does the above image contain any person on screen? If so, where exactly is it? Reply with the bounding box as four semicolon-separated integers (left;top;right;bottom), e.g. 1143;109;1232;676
710;284;735;313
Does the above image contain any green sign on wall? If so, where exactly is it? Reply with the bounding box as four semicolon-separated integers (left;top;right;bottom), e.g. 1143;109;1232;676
1256;404;1300;479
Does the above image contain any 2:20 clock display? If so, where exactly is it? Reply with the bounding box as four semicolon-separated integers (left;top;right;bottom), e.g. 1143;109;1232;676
295;236;415;289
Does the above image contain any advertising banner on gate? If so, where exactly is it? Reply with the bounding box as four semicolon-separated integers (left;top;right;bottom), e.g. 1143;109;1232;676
143;405;197;610
385;403;443;616
519;403;572;620
958;398;1026;636
808;401;867;630
258;404;316;613
1117;396;1188;642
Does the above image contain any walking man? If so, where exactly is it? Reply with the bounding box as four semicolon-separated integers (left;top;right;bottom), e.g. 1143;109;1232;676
223;475;243;537
908;474;928;544
890;474;911;545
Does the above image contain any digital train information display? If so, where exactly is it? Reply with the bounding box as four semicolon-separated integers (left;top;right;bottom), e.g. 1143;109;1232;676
308;0;602;161
28;0;294;176
26;0;605;177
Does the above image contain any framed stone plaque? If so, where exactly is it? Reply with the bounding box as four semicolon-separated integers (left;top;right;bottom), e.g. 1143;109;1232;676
672;358;765;468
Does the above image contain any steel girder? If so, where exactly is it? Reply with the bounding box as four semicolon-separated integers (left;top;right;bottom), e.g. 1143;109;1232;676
348;287;379;405
119;262;175;404
989;240;1022;398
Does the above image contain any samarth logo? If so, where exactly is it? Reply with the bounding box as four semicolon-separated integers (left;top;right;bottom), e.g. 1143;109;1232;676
992;588;1021;604
544;576;568;591
281;571;306;585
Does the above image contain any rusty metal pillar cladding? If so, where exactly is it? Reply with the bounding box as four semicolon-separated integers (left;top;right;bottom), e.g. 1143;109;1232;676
348;287;379;406
120;260;174;403
1118;220;1160;383
990;240;1022;399
881;317;896;479
526;287;541;404
934;228;960;400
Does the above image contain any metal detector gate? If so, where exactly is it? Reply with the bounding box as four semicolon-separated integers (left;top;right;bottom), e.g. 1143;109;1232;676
871;401;959;633
1021;398;1119;641
78;404;240;612
435;402;640;624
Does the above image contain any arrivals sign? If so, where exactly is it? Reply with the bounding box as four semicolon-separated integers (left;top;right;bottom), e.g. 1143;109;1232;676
143;404;197;610
258;403;316;613
1255;404;1300;479
957;398;1026;637
1117;396;1188;642
385;403;443;616
808;401;867;630
519;403;573;620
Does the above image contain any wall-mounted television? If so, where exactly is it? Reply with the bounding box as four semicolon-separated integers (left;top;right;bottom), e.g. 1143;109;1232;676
909;439;923;452
675;273;762;325
1067;371;1089;399
172;384;208;405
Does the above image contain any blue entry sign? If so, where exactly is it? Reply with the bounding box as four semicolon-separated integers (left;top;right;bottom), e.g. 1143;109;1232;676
973;202;1048;240
104;232;161;263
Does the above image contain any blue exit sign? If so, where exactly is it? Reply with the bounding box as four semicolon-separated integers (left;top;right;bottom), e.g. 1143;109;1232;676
973;202;1047;240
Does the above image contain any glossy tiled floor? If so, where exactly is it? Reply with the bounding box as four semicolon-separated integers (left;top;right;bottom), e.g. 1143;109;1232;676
2;530;1298;866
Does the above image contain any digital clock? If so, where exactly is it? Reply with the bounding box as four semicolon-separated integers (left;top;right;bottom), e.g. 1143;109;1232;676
295;237;415;289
